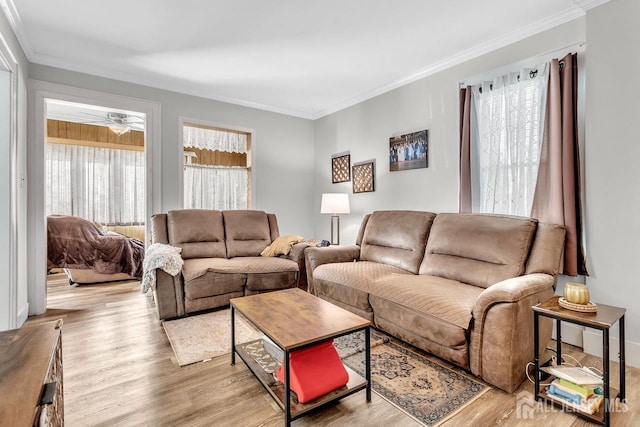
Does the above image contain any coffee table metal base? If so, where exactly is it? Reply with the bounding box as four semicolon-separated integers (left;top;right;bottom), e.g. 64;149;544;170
231;306;371;426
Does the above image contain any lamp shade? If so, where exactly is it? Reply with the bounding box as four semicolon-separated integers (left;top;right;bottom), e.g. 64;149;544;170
320;193;350;215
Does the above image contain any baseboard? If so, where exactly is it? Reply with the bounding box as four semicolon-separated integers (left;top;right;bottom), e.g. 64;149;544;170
17;302;29;327
583;330;640;368
547;319;639;368
551;322;584;347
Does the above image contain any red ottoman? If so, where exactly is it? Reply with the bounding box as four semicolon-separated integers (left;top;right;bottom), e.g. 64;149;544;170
276;339;349;403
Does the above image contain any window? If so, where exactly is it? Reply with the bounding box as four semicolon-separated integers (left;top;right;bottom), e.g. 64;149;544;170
461;53;587;276
45;134;145;226
182;124;250;210
470;65;548;216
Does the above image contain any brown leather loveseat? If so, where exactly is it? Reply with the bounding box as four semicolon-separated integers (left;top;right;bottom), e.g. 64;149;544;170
149;209;308;320
305;210;565;393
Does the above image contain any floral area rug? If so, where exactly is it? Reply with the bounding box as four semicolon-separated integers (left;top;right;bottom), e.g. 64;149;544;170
337;331;490;426
162;309;262;366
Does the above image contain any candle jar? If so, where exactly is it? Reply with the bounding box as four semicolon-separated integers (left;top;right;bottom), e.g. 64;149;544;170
564;282;590;305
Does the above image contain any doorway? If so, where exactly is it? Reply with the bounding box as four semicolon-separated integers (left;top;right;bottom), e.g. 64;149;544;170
28;81;161;316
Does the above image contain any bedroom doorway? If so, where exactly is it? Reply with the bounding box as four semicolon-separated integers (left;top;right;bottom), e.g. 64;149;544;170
28;81;161;316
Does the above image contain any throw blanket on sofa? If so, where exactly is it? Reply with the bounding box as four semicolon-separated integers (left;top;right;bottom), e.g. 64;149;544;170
141;243;184;294
47;215;145;279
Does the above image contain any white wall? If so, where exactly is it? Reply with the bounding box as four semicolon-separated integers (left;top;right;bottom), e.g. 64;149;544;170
313;18;586;246
0;9;29;330
584;0;640;343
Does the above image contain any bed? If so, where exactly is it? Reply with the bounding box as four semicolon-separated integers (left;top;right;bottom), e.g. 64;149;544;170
47;215;145;284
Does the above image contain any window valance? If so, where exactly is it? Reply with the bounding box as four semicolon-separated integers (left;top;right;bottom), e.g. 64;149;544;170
183;126;247;153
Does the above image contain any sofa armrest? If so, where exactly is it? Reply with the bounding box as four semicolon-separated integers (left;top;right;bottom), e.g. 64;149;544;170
304;245;361;295
472;273;555;321
284;242;317;290
153;269;185;320
469;273;555;393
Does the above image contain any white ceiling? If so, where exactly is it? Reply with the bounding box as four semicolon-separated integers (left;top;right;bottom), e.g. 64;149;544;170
46;100;145;130
3;0;596;119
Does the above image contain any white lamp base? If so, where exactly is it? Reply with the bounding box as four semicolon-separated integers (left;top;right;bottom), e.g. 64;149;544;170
330;215;340;245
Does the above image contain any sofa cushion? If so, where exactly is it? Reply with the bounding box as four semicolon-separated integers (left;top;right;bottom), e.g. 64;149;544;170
231;256;299;274
419;213;538;288
182;256;298;298
360;211;437;274
168;210;226;259
525;223;566;276
313;261;413;312
223;210;272;257
235;257;299;291
369;275;483;332
182;258;246;299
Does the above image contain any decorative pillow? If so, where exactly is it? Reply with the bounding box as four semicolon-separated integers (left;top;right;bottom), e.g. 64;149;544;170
260;235;305;257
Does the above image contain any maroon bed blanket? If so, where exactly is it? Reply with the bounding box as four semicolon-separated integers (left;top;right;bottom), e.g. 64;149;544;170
47;215;144;279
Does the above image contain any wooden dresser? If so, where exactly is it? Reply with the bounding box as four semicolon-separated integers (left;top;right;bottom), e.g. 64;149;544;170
0;320;64;426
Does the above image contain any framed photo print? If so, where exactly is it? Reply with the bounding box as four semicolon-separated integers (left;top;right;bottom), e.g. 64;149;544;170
389;129;428;172
352;160;375;193
332;153;351;183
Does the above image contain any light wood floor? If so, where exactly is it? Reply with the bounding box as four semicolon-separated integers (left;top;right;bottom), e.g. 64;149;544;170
25;274;638;426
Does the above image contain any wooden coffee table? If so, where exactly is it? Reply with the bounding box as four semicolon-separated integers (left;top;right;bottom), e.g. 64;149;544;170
231;288;371;426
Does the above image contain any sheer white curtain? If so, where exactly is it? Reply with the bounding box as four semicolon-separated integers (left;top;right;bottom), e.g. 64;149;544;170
46;143;145;224
183;125;249;210
184;165;247;210
183;126;247;153
470;65;549;216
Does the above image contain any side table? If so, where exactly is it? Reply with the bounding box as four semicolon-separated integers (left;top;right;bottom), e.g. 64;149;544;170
0;319;64;426
532;295;625;426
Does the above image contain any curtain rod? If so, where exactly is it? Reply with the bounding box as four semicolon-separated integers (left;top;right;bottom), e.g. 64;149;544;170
536;41;585;61
459;41;585;88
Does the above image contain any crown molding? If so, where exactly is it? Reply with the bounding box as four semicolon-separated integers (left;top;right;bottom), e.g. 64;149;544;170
5;0;591;121
0;0;33;59
574;0;611;11
29;51;316;120
312;6;586;119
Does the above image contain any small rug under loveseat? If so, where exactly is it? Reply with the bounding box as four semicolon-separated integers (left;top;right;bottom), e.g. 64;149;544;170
162;309;262;366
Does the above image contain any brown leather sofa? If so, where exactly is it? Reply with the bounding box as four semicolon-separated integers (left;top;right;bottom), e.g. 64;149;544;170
149;209;308;320
305;210;565;393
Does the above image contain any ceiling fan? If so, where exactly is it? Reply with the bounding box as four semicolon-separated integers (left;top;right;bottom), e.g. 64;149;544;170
80;111;145;136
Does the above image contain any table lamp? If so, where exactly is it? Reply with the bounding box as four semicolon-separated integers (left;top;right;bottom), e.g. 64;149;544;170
320;193;350;245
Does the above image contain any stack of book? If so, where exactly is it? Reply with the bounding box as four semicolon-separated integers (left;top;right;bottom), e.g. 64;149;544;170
542;366;604;415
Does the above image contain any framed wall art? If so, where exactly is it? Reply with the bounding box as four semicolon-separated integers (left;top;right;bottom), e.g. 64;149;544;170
352;160;375;193
389;129;428;172
331;152;351;183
